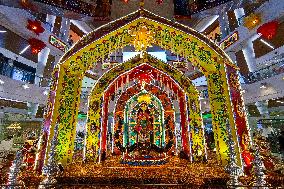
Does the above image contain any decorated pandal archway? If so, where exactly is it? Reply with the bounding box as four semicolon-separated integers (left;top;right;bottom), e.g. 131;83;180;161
32;8;256;187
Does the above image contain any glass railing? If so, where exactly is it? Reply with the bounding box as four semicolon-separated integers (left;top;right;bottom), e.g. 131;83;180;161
242;58;284;84
200;89;209;99
34;75;52;87
0;57;36;84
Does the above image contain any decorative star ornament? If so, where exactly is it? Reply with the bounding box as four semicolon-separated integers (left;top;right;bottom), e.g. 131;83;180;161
128;25;155;56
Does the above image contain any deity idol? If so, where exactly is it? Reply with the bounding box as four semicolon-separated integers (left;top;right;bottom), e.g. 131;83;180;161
134;102;154;145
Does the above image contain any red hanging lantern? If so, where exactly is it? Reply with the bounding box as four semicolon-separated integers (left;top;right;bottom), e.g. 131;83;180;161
156;0;163;4
28;38;46;54
257;20;279;40
27;19;45;35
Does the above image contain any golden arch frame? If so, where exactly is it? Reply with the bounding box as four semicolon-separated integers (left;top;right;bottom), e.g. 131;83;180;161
38;9;250;170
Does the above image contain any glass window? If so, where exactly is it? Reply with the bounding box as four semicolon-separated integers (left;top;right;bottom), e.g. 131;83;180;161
12;67;24;81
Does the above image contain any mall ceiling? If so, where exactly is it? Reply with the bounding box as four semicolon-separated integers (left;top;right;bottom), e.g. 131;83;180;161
0;0;260;30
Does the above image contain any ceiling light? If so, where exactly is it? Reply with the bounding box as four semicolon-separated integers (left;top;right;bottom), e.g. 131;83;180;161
0;30;7;33
0;79;4;84
19;45;30;55
260;39;274;49
22;84;29;89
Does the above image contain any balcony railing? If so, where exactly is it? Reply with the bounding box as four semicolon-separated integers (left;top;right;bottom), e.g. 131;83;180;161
242;58;284;84
0;56;36;85
35;75;52;87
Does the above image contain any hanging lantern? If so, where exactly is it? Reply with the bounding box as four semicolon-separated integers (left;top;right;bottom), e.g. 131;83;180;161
20;0;37;12
28;38;46;54
27;19;45;35
257;21;279;40
156;0;163;4
243;13;261;30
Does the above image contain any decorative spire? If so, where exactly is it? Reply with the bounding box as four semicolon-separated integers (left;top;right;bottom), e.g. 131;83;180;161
39;123;60;188
225;120;243;187
139;0;144;9
252;146;268;188
7;150;23;188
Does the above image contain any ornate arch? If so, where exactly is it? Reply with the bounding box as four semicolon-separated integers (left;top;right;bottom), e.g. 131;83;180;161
39;9;250;169
113;84;176;153
85;55;201;162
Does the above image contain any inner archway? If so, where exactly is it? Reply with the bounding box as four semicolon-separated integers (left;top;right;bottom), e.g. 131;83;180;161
86;57;202;163
107;63;186;158
114;84;176;154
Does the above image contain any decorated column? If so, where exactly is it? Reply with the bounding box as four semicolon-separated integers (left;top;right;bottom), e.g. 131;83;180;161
36;67;60;171
178;93;191;157
101;94;110;160
206;62;241;166
85;95;103;162
188;94;207;161
226;64;252;170
43;66;83;166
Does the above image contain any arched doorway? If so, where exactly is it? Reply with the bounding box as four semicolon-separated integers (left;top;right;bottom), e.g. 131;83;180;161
85;56;201;163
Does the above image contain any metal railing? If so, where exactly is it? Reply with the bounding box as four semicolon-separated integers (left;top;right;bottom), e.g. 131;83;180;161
241;58;284;84
34;75;52;87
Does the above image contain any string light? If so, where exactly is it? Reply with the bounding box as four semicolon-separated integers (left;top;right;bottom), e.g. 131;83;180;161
35;9;255;185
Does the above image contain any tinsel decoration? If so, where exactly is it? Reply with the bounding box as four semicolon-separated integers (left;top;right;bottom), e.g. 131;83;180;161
225;120;243;187
6;151;24;188
39;124;60;188
252;147;268;188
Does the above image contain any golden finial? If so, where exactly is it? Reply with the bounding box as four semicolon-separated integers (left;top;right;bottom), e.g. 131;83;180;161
139;0;144;8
